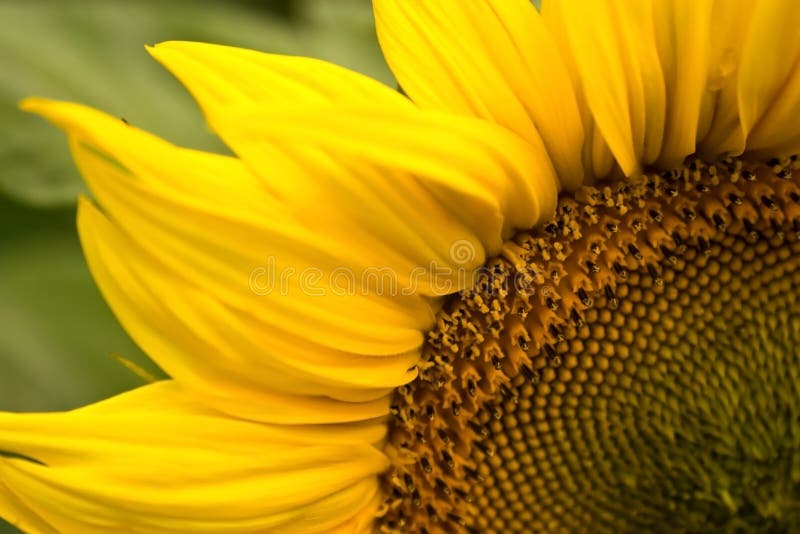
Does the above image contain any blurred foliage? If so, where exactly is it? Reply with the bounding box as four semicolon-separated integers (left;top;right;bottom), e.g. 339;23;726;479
0;0;388;531
0;197;158;412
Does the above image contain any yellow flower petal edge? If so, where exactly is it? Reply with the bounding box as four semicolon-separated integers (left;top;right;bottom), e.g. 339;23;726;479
209;105;558;248
373;0;800;190
77;197;406;420
0;381;387;533
145;40;412;109
556;0;665;175
146;41;559;249
738;0;800;155
17;94;557;422
373;0;585;190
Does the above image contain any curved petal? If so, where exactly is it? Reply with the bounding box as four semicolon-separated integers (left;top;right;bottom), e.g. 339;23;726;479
21;98;446;423
373;0;584;189
651;0;714;168
21;38;561;421
540;0;616;182
19;99;479;307
208;104;559;253
146;40;410;110
22;99;436;349
557;0;665;175
148;40;558;253
738;0;800;155
77;198;411;423
696;0;756;159
0;381;387;533
20;97;554;424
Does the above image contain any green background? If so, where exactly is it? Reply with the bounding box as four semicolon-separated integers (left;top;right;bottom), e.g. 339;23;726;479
0;1;390;531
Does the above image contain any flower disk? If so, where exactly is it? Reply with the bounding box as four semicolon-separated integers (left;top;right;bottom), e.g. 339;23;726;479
378;158;800;533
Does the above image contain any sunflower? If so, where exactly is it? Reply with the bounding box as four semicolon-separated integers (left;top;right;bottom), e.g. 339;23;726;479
3;0;800;532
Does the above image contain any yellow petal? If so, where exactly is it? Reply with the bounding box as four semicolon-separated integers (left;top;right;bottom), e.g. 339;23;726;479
696;0;756;158
208;104;558;253
540;0;616;182
77;198;413;422
20;96;552;424
652;0;714;168
373;0;584;189
21;98;449;423
0;478;57;534
558;0;665;175
148;40;557;256
738;0;800;155
0;381;387;533
23;98;435;353
146;40;410;110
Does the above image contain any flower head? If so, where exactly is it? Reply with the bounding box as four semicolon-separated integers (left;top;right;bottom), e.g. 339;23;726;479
3;1;800;532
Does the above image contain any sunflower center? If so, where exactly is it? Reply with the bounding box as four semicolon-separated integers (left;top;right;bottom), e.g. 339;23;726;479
468;230;800;533
377;157;800;533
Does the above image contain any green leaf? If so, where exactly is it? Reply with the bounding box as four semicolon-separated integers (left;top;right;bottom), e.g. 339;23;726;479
0;0;393;207
0;196;159;412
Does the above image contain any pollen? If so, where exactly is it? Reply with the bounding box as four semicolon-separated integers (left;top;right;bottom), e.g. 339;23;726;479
377;157;800;533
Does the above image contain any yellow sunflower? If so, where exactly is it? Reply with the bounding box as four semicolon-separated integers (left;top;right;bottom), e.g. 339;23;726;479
3;0;800;532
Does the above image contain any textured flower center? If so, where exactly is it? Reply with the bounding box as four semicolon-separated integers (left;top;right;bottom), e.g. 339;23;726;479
378;157;800;533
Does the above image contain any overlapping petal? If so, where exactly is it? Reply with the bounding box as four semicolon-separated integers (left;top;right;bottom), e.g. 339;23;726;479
22;99;437;422
208;105;558;252
648;0;715;168
695;0;755;158
556;0;665;175
373;0;584;189
539;0;617;181
147;41;559;254
20;91;560;425
738;0;800;155
77;198;413;422
0;381;387;533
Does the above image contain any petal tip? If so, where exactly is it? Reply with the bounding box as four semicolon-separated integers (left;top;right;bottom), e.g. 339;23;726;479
144;41;175;63
18;98;79;134
18;96;54;115
145;41;203;66
147;40;211;56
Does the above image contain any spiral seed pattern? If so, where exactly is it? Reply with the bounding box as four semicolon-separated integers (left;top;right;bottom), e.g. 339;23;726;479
378;157;800;533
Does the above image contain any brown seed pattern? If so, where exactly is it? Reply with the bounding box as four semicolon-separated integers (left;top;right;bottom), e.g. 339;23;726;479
377;157;800;533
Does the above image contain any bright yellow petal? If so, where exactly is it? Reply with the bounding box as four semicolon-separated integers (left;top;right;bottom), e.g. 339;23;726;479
145;41;502;292
540;0;616;182
557;0;665;175
695;0;755;159
208;104;558;252
77;198;410;423
0;478;57;534
738;0;800;155
652;0;714;168
20;97;550;424
22;98;435;349
0;382;387;533
145;40;410;110
373;0;585;189
21;98;452;424
148;40;558;254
